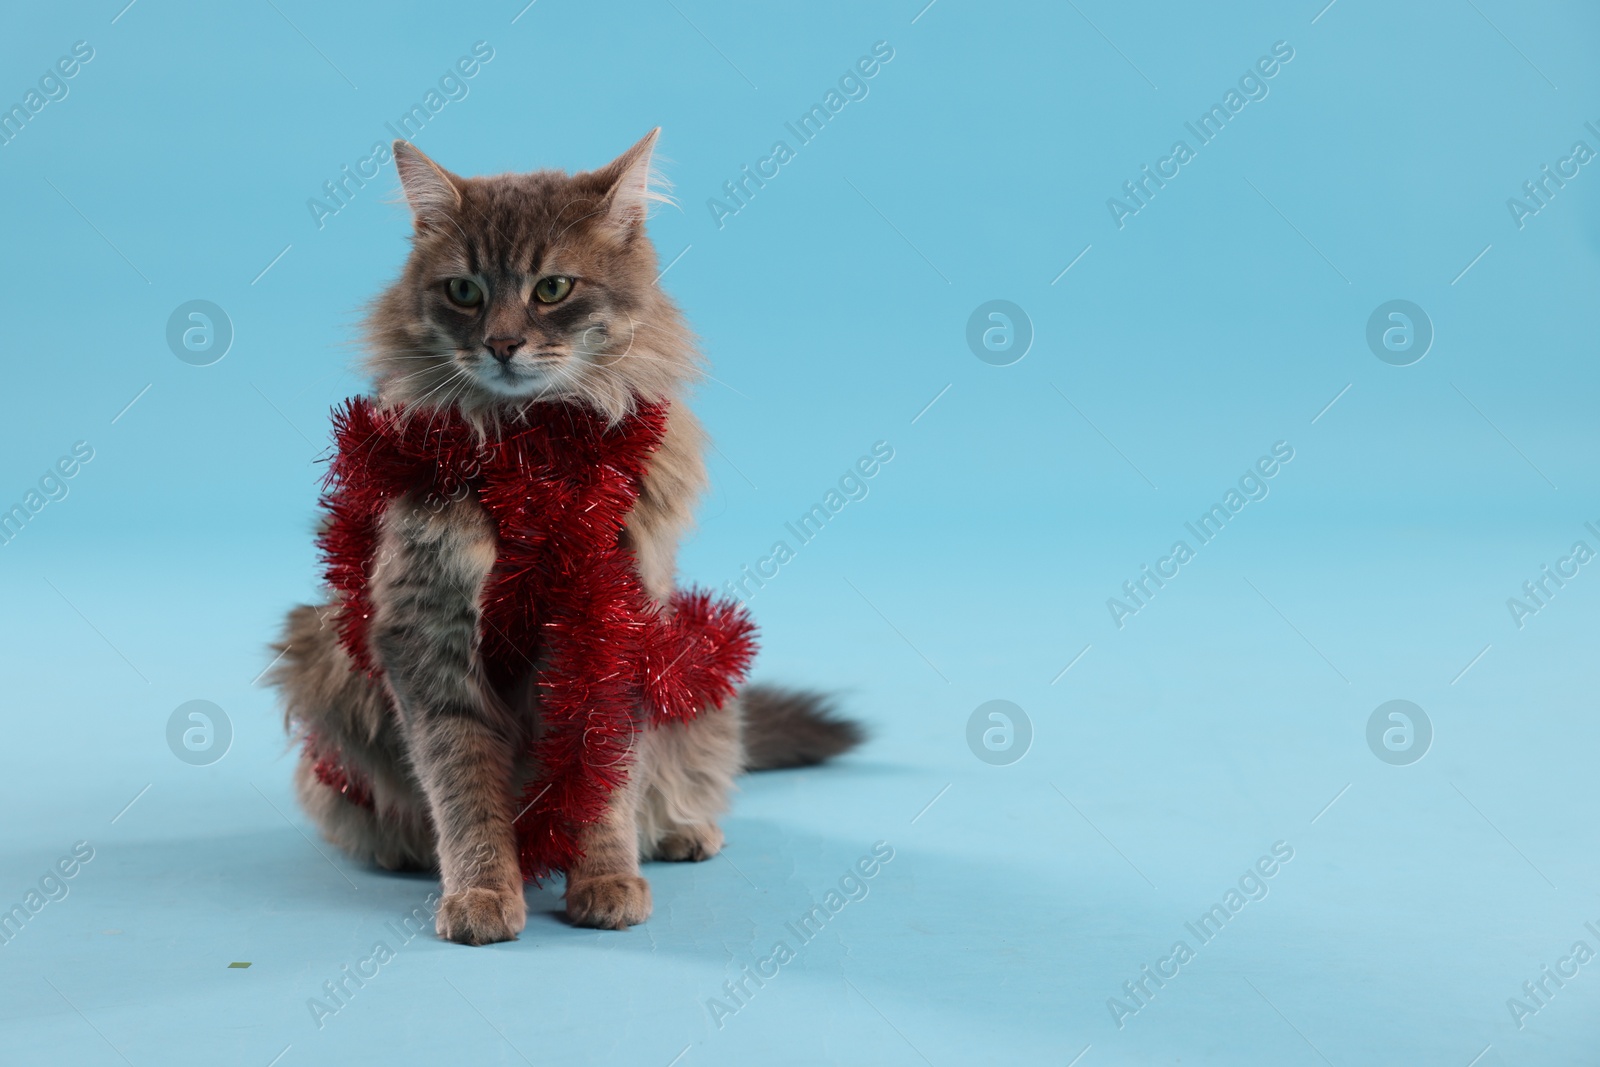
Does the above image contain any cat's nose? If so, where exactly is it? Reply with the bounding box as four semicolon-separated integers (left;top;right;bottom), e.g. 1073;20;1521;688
485;337;525;364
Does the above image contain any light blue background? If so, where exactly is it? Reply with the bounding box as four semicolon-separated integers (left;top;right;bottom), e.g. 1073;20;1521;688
2;1;1597;1064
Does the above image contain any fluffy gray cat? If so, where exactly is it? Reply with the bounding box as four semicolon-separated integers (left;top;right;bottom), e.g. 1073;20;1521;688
270;131;861;946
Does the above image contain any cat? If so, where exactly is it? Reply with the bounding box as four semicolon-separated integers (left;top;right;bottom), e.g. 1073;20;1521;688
270;130;862;946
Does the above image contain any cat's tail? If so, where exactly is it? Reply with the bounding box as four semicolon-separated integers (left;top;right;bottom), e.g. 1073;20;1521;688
739;684;864;771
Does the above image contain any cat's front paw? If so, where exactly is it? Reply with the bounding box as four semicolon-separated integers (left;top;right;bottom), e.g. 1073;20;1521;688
437;885;526;946
564;873;652;929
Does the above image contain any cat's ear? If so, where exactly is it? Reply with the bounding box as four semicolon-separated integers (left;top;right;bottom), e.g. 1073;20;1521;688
393;140;462;233
597;128;669;231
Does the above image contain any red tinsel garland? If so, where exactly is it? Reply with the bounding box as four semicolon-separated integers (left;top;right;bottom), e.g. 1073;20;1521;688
310;396;757;882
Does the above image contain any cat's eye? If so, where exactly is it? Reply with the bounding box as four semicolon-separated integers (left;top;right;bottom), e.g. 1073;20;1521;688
533;275;573;304
446;277;484;307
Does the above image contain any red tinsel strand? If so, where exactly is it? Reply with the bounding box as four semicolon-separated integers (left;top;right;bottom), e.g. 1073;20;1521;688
304;733;375;811
304;395;758;883
512;563;643;879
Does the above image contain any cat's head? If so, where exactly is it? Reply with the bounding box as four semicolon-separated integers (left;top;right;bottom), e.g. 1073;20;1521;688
365;129;694;424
